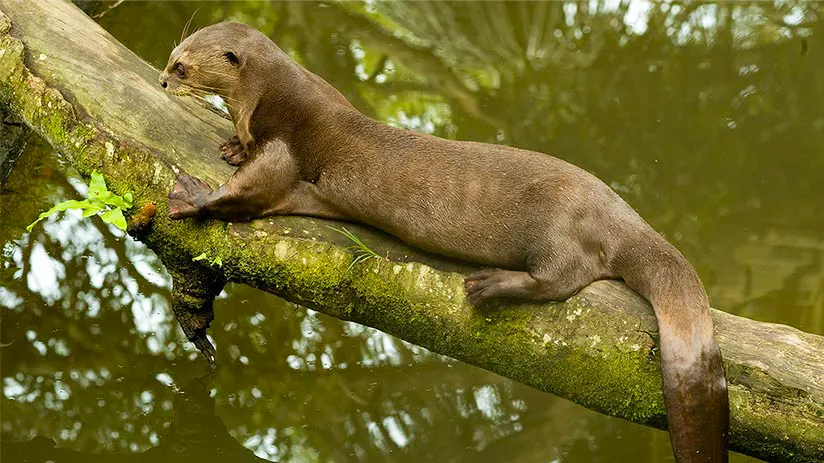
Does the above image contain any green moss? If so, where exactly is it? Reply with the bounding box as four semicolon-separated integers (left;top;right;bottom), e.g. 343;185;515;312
321;255;669;426
446;296;667;425
728;387;824;461
215;231;354;311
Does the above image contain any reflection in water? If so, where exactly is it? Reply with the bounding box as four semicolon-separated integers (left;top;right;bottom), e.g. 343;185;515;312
2;1;823;462
2;375;269;463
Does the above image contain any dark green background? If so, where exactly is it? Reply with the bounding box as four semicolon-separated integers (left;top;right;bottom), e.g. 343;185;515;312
2;2;822;462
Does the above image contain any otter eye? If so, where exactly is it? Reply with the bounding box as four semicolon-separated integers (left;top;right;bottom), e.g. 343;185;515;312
174;62;185;78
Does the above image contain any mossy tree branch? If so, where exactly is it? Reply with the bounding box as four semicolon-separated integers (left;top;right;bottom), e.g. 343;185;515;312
0;1;821;461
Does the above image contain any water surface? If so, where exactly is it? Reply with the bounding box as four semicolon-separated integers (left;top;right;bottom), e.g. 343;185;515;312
2;2;822;462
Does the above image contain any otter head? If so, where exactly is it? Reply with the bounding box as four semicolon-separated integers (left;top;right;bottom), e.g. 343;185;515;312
159;22;254;99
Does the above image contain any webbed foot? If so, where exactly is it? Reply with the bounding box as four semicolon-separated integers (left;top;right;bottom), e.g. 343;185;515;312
169;174;212;219
464;268;535;307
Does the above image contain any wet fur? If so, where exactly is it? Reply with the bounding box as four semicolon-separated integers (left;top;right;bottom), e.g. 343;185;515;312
160;22;729;462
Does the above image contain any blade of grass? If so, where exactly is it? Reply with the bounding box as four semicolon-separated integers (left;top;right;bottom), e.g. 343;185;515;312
327;226;381;270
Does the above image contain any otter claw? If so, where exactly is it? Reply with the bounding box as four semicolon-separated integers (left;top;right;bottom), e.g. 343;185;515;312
219;136;247;166
168;174;213;219
464;269;507;307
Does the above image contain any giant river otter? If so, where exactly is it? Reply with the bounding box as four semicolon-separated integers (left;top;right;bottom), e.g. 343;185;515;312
160;21;729;462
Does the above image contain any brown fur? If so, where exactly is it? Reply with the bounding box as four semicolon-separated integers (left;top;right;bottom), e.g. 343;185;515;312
160;22;729;462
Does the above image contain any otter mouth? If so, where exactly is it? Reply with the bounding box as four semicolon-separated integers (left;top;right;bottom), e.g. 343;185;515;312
164;86;230;115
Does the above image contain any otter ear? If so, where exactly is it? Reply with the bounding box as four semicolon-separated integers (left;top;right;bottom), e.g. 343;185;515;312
225;51;243;67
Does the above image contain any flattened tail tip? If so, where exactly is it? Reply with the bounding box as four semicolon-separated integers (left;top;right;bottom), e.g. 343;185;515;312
663;346;729;463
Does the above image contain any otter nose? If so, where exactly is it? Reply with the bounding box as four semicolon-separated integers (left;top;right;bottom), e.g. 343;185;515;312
161;80;168;89
158;72;168;88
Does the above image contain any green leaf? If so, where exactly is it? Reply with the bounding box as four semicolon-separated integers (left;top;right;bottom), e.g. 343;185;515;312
192;253;208;262
26;171;133;233
81;205;103;218
26;199;96;232
99;208;127;231
96;191;131;210
87;170;108;199
211;256;223;267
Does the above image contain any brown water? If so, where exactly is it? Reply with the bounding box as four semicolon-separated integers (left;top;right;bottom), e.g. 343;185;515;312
2;2;822;462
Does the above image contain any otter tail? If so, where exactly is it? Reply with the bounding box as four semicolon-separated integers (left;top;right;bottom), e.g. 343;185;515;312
612;234;729;462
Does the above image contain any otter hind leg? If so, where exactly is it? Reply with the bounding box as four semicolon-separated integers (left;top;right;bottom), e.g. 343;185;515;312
464;263;593;307
219;135;247;166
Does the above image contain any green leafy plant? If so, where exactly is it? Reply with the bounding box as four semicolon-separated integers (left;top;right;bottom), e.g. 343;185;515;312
27;171;133;232
192;252;223;268
328;226;381;270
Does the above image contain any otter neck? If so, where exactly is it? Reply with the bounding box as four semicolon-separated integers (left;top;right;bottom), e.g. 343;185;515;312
227;59;354;150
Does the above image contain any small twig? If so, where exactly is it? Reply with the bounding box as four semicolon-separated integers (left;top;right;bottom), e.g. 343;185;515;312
91;0;126;19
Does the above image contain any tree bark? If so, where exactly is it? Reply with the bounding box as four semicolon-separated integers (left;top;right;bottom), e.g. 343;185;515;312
0;1;821;461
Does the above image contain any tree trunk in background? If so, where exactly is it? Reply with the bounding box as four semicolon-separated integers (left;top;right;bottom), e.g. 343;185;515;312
0;1;821;461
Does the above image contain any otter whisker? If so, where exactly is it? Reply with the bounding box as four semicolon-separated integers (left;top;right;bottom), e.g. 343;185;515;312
188;86;240;105
186;81;240;100
176;82;234;103
191;90;233;108
181;8;200;43
184;88;212;98
170;85;207;99
235;100;253;120
200;69;240;79
188;82;227;93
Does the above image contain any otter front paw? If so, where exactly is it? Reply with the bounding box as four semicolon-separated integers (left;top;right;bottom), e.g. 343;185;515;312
219;136;247;166
168;174;213;219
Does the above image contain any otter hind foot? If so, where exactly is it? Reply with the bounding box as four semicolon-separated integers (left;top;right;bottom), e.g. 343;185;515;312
168;174;213;219
219;136;247;166
464;268;537;307
464;267;585;307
